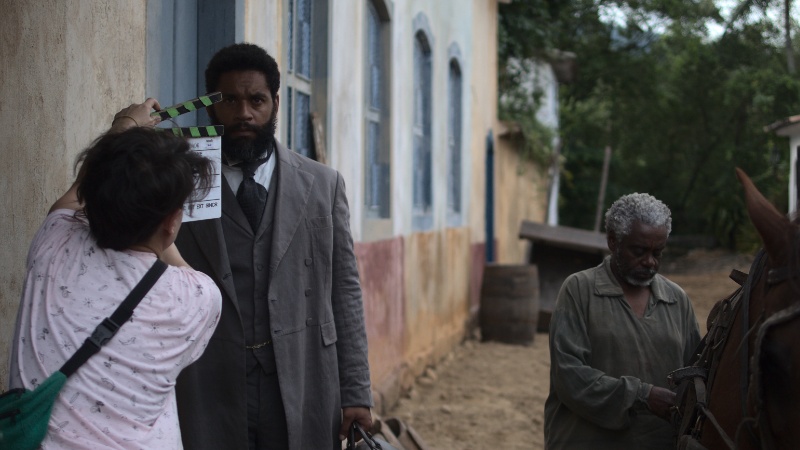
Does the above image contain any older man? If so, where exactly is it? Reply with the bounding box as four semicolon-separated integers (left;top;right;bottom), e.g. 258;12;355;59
544;193;701;449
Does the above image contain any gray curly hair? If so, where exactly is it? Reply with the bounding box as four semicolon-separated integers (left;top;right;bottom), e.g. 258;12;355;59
605;193;672;239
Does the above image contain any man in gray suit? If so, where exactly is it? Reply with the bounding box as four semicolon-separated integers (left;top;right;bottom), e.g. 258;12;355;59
174;43;373;450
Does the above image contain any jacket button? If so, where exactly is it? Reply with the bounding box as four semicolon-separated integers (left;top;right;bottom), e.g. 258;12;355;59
306;318;313;326
305;288;312;297
256;264;264;271
304;258;313;266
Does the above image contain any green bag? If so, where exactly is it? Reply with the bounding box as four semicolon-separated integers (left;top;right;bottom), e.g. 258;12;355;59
0;260;166;449
0;371;67;450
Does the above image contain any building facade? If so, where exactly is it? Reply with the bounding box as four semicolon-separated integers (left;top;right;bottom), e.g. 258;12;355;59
1;0;548;410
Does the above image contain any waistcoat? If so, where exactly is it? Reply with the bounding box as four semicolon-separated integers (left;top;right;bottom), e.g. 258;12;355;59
221;166;279;373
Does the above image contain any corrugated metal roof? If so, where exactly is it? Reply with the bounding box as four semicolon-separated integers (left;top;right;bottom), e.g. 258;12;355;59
518;221;608;254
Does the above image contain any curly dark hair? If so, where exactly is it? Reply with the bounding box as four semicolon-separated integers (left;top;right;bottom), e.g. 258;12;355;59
205;43;280;98
75;128;215;250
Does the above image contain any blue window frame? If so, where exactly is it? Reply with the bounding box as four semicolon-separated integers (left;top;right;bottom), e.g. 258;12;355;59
412;30;433;230
447;58;463;226
365;0;391;219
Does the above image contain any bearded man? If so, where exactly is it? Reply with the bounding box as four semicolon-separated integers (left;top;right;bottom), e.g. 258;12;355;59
544;193;701;450
173;43;373;450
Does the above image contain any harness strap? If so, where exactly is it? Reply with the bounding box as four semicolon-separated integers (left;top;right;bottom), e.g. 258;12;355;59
698;404;737;450
730;269;748;286
740;251;767;423
668;366;708;386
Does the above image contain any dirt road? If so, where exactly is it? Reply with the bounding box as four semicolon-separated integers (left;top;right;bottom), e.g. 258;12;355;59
386;249;754;450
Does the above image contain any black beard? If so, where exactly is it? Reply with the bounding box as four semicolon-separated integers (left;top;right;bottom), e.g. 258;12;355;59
220;117;277;163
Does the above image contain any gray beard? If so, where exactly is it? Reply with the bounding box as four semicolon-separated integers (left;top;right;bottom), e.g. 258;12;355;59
613;248;657;287
624;273;655;287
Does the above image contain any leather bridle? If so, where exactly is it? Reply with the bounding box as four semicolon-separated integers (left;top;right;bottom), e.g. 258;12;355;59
671;249;800;450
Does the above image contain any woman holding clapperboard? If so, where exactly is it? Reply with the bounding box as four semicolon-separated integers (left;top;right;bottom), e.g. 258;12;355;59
4;99;222;449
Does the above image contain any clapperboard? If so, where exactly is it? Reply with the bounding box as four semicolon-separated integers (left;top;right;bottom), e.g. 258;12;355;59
152;93;223;222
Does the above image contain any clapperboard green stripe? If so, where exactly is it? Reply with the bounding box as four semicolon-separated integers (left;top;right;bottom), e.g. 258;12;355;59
157;126;225;137
151;92;222;121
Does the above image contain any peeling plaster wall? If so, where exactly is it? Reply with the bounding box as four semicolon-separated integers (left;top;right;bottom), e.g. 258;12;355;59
354;238;405;411
468;0;500;244
0;1;146;390
495;135;548;264
402;228;471;379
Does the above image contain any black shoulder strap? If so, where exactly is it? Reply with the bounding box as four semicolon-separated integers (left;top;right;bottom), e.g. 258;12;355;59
59;259;168;377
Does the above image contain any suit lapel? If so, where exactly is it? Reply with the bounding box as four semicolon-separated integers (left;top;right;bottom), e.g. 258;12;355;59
270;142;314;276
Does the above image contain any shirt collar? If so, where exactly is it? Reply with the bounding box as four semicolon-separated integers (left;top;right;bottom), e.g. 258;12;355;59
594;255;674;304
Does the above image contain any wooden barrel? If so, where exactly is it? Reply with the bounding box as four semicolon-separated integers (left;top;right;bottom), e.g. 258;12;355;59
479;264;540;345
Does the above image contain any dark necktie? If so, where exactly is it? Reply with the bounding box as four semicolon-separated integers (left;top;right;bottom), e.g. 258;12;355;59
237;157;269;231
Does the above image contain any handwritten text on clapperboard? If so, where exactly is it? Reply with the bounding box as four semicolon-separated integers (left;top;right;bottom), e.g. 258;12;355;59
183;136;222;222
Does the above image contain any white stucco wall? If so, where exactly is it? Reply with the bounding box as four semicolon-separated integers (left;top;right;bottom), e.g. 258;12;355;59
0;1;147;390
322;0;482;242
390;1;476;237
771;123;800;216
329;0;368;240
787;135;798;216
244;0;282;61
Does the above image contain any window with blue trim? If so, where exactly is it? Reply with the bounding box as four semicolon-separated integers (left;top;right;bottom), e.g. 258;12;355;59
365;0;391;219
412;31;433;230
447;58;463;226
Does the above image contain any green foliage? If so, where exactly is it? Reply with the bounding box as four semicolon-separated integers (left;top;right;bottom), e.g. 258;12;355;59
501;0;800;250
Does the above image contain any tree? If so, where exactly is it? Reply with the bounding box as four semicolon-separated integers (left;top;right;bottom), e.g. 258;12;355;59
727;0;795;73
500;0;800;249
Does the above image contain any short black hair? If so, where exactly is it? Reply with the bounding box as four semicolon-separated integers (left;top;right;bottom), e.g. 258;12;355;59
205;43;280;98
76;128;215;250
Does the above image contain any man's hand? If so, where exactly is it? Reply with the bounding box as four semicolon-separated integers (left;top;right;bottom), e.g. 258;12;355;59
647;386;676;421
339;406;372;441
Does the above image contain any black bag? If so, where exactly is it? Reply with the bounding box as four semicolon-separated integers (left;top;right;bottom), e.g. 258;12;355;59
0;260;167;450
347;422;401;450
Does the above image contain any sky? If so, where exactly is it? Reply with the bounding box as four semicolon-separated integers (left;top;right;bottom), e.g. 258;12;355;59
597;0;799;40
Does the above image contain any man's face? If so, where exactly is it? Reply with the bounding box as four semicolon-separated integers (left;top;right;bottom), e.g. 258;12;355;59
208;70;279;163
608;221;668;287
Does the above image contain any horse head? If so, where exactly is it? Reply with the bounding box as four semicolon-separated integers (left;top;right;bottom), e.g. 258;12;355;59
736;168;799;449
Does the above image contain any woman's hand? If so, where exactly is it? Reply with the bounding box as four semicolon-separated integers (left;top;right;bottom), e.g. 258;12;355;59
110;98;163;132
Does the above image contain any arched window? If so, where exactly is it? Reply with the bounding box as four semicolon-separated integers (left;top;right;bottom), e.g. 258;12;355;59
447;55;463;226
412;25;433;230
364;0;391;219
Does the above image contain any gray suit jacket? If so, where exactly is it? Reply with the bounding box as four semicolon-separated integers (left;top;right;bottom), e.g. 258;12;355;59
174;142;372;450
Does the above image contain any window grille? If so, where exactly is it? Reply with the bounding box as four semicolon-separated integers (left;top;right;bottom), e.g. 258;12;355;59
285;0;315;157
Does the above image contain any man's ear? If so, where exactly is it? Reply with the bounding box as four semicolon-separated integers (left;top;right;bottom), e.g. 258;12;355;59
273;93;280;115
607;233;617;253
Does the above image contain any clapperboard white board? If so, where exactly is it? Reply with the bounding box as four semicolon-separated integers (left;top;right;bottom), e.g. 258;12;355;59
151;93;224;222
